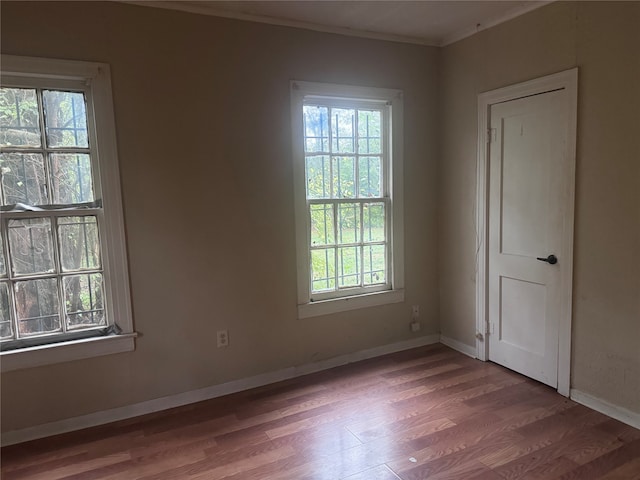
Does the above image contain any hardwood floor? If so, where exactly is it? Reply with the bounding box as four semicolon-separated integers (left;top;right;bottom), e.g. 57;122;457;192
2;344;639;479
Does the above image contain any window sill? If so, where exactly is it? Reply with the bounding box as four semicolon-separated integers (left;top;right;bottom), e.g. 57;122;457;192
298;289;404;319
0;333;137;372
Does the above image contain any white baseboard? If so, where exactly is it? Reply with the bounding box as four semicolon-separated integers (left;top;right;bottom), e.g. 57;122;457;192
1;334;440;446
439;335;477;358
570;389;640;430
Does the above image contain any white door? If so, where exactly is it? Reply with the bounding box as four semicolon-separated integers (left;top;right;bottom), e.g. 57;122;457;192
488;89;571;388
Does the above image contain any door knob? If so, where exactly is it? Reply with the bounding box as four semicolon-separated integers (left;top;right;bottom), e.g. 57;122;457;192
536;254;558;265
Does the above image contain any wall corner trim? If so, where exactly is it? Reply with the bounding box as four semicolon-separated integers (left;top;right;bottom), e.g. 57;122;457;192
570;389;640;430
439;335;477;358
1;334;440;446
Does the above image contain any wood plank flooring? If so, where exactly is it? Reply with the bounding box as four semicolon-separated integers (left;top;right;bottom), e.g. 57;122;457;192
2;344;639;479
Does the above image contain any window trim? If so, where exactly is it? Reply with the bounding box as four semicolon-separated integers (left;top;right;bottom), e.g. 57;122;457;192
0;55;134;370
291;81;404;318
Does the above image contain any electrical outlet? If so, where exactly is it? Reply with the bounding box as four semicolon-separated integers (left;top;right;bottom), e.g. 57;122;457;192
217;330;229;348
410;320;421;332
412;305;419;317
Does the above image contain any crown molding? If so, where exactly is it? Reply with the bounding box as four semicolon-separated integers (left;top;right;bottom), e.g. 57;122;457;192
118;1;553;48
121;1;438;46
440;1;553;46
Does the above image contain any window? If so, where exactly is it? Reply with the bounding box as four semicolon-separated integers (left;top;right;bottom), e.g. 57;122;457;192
0;55;134;370
291;81;404;318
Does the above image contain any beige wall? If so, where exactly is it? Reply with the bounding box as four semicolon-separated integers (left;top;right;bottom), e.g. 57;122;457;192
1;2;439;432
439;1;640;412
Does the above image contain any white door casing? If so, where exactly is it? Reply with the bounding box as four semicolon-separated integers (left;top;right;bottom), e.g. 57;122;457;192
475;69;578;396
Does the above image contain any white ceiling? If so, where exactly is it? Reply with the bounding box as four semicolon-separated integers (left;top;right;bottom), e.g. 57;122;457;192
127;1;552;46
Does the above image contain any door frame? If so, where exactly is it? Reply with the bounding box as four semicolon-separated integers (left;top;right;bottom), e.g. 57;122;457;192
475;69;578;396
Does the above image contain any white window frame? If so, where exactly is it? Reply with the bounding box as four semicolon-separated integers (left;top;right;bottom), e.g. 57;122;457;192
0;55;135;371
291;81;404;318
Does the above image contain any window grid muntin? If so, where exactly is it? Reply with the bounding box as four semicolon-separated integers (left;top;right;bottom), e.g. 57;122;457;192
308;199;389;295
1;87;93;207
303;102;388;198
37;86;53;203
0;83;106;343
1;212;105;340
304;100;391;299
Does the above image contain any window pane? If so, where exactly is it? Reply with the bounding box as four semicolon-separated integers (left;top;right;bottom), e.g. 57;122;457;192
50;154;94;204
8;218;55;276
0;88;41;148
0;153;48;206
0;234;5;277
358;157;382;198
337;203;360;244
338;246;360;288
43;90;88;148
310;204;334;246
358;110;382;154
58;216;101;271
64;273;105;330
15;278;60;336
0;282;12;339
364;245;386;285
306;155;330;199
303;106;329;153
311;248;335;293
331;108;355;153
363;203;386;242
332;157;355;199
